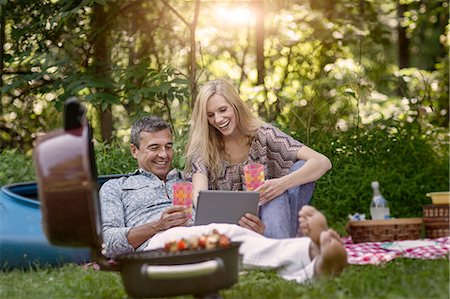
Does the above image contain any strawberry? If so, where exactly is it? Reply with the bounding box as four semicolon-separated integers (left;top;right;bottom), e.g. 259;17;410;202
198;236;206;248
177;239;188;251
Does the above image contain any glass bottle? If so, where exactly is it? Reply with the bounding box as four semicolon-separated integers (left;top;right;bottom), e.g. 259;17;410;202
370;181;390;220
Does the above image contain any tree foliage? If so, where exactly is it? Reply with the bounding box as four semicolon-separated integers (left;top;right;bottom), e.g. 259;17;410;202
1;0;448;153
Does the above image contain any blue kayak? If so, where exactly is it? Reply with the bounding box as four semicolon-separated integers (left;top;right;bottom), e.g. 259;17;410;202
0;175;123;269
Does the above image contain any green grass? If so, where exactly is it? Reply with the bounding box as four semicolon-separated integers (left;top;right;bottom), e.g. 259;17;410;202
0;259;449;299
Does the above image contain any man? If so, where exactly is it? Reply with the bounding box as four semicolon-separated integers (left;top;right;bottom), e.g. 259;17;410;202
99;115;347;283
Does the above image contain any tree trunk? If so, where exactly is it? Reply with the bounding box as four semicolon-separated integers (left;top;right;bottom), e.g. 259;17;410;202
255;0;265;85
99;104;113;143
397;1;409;96
397;1;409;69
91;3;113;143
161;0;200;107
189;0;200;107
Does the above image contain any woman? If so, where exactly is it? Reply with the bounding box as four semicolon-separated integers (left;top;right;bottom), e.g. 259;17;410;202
185;79;332;238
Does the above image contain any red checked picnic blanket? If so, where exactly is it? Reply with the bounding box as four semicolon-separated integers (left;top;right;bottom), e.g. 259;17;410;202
343;236;450;265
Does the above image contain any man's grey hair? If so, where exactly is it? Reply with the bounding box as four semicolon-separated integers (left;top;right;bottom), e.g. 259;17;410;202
130;115;172;148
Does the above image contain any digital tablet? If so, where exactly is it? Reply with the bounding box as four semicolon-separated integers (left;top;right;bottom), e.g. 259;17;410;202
194;190;259;225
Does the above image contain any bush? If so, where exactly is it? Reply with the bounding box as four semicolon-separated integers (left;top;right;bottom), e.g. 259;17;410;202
301;119;449;225
94;142;137;175
0;149;35;185
1;120;448;229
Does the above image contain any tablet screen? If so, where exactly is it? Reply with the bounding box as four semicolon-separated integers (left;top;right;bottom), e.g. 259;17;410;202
194;190;259;225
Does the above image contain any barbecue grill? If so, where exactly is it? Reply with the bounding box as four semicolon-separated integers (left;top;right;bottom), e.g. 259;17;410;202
33;98;241;298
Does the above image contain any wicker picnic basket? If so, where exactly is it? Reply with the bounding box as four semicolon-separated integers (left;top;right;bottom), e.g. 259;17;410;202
347;218;423;244
422;204;449;238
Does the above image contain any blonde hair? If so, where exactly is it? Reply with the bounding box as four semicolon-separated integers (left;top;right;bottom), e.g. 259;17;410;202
185;79;264;184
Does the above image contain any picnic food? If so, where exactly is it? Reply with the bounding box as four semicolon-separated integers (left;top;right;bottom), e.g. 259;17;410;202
163;229;231;252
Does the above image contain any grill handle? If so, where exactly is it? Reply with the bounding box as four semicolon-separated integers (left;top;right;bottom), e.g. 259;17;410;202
142;258;223;280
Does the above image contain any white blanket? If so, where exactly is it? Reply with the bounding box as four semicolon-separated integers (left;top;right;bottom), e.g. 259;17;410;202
145;223;316;284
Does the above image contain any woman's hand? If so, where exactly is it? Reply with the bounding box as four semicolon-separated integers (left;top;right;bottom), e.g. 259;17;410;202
238;213;265;235
255;178;286;206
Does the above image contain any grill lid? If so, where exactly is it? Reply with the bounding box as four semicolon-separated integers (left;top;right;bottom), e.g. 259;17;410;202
34;97;104;252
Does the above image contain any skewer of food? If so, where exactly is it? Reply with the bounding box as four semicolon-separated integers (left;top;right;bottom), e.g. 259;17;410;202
163;229;231;252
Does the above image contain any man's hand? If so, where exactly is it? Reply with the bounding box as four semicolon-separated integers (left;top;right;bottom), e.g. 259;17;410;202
238;213;265;235
153;205;190;232
127;206;190;249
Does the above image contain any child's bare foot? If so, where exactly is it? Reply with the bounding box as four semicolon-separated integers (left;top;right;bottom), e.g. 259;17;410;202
314;229;348;277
